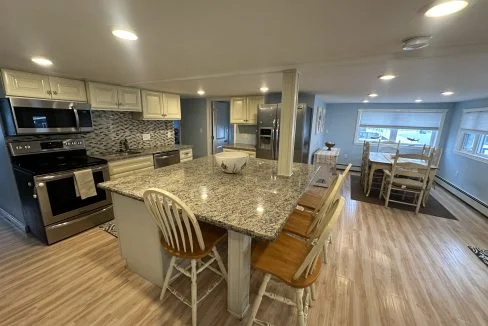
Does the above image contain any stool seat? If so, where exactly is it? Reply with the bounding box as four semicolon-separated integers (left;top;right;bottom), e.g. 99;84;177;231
282;210;314;239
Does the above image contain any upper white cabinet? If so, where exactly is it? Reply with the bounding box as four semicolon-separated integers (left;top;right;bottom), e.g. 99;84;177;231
87;82;142;112
49;77;87;102
1;69;87;102
230;96;264;124
163;93;181;120
136;90;181;120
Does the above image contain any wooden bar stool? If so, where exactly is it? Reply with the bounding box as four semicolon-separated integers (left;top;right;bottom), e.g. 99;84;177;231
143;188;228;326
246;197;346;326
297;164;352;212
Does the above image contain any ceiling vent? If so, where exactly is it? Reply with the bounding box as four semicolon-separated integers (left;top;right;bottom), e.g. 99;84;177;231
402;36;432;51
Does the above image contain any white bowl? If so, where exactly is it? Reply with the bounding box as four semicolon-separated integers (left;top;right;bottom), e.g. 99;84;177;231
215;152;249;174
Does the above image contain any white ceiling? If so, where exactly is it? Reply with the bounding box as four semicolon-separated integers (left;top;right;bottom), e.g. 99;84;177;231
1;0;487;103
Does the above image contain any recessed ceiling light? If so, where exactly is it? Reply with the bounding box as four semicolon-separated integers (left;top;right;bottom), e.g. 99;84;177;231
379;74;397;81
260;86;269;93
442;91;454;96
402;36;432;51
112;29;138;40
424;0;470;17
368;93;378;98
415;98;423;103
197;90;205;96
31;57;53;66
362;100;369;103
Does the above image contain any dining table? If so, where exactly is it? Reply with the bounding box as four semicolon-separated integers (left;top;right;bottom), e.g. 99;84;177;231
98;156;321;319
366;152;438;205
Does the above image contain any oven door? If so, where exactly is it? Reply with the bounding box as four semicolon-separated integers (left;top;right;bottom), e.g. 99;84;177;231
6;97;93;135
34;165;112;226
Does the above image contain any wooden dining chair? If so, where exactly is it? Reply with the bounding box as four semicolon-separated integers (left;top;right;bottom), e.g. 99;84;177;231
297;163;352;212
247;197;345;326
379;151;433;214
423;147;442;206
143;189;228;326
360;141;371;193
377;140;400;153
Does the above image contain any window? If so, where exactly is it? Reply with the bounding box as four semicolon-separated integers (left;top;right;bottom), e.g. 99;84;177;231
456;108;488;163
355;109;446;147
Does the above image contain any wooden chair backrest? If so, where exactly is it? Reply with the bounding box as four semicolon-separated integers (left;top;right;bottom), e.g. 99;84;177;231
391;150;433;183
431;147;443;166
307;163;351;238
377;140;399;153
143;188;205;253
293;196;345;280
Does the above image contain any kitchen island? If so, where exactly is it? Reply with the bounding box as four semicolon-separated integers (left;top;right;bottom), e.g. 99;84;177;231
98;156;319;318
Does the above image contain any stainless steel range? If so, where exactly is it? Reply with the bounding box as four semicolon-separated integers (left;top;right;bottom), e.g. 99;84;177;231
10;139;113;244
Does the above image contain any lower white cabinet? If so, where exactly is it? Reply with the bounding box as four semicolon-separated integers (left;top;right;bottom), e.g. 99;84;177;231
108;155;154;180
180;148;193;162
223;148;256;158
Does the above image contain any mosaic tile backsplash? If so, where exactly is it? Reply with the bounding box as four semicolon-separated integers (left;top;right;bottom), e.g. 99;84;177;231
84;111;175;154
7;111;176;155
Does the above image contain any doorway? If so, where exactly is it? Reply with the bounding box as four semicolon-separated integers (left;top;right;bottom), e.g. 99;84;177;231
212;101;231;154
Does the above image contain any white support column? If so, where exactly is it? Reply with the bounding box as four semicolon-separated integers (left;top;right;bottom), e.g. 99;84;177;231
278;69;299;176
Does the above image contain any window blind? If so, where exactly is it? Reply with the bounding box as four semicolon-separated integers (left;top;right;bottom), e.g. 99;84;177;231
359;110;444;130
460;109;488;132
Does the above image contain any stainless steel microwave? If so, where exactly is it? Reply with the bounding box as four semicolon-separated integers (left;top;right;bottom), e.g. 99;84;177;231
0;97;93;136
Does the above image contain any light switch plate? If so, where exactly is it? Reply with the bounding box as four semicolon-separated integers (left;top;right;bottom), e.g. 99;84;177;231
142;133;151;141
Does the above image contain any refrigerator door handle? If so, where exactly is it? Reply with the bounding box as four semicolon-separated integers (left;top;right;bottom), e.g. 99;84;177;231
274;119;280;160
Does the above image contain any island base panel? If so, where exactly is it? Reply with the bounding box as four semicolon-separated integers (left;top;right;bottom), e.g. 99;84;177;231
227;230;251;319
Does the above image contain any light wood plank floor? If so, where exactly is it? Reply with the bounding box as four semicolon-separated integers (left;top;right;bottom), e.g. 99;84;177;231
1;175;487;326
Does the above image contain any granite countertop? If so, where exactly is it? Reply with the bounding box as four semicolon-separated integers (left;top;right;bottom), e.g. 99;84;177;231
98;156;320;240
223;143;256;152
91;144;192;162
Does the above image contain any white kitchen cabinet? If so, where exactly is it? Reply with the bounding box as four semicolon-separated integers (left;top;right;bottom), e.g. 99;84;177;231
1;69;88;102
2;69;52;99
118;86;142;111
230;96;264;125
87;82;119;110
49;76;87;102
108;155;155;180
163;93;181;119
179;148;193;162
140;90;164;119
246;96;264;124
230;97;248;124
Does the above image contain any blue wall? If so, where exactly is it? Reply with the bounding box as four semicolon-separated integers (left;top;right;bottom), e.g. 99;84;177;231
180;99;208;158
324;103;455;167
438;97;488;204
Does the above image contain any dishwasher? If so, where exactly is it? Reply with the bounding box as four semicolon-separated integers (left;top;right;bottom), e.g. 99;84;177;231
153;150;181;169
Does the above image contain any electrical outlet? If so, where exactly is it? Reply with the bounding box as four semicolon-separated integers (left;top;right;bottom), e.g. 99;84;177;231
142;133;151;141
343;153;349;159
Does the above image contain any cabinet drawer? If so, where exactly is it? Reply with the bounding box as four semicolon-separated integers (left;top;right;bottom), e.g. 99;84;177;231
108;155;154;176
179;149;193;159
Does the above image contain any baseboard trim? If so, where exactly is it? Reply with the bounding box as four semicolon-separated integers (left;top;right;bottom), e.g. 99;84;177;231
435;176;488;217
0;207;27;232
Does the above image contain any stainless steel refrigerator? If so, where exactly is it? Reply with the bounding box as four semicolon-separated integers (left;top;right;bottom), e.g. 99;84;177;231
256;103;312;163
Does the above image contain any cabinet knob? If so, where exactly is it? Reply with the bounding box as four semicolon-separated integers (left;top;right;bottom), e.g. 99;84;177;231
38;182;45;188
47;90;52;95
53;90;58;95
33;194;37;199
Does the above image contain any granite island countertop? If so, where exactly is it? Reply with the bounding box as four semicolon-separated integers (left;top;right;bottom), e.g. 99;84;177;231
98;156;320;240
223;143;256;151
91;144;192;162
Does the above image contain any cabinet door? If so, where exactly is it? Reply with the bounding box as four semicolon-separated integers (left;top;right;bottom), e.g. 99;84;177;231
230;97;248;124
118;87;142;112
141;90;163;120
246;96;264;124
1;69;51;99
87;82;118;109
162;93;181;120
49;77;87;102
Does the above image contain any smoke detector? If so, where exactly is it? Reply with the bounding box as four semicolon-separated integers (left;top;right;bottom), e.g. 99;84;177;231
402;36;432;51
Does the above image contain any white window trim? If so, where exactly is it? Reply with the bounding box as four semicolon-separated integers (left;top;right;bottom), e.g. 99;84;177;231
454;107;488;164
353;108;447;147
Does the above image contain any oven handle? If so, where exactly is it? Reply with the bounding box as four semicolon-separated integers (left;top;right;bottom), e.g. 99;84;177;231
72;105;80;129
34;165;108;183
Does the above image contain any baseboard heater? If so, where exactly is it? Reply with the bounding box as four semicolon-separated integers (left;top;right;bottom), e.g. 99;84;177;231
434;176;487;218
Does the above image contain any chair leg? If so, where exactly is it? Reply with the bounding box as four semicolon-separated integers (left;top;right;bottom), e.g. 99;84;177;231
322;243;328;264
191;260;197;326
246;273;271;326
385;183;392;208
310;283;316;302
379;174;386;199
415;190;424;214
212;247;228;282
295;288;305;326
303;287;311;322
160;256;176;300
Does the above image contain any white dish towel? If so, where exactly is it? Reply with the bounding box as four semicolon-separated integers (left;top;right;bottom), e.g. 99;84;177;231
73;169;97;200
